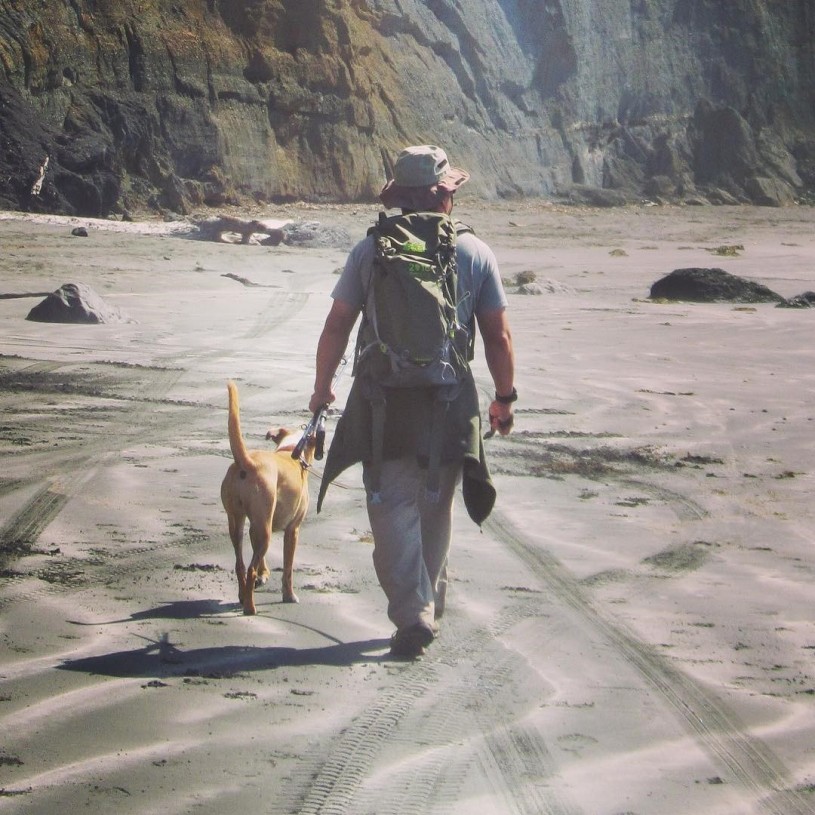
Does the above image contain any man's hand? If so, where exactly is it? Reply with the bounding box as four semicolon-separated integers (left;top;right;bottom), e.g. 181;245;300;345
487;399;514;436
309;391;334;414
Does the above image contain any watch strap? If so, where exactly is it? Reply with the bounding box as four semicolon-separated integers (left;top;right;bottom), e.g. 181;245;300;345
494;387;518;404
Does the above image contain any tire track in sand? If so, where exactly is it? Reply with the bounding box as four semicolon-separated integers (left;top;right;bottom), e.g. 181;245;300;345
0;284;315;598
485;510;810;815
289;594;580;815
0;359;186;564
0;485;69;565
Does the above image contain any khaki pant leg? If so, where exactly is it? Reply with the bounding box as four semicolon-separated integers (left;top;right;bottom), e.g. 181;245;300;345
419;461;461;619
364;457;460;629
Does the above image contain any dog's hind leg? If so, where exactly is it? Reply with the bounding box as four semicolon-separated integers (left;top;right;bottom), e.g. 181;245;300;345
244;520;272;615
281;524;300;604
256;556;271;587
227;511;248;606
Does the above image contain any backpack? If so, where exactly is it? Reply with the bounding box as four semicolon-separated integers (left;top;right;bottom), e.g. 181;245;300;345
354;211;473;388
354;211;474;503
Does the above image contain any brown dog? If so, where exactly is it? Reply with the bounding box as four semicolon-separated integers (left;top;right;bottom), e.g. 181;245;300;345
220;381;316;615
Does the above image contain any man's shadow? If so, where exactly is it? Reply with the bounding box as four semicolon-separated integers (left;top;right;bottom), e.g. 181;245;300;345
61;598;391;678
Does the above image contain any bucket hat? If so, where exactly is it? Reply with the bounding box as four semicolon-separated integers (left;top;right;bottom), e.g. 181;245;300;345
379;145;469;209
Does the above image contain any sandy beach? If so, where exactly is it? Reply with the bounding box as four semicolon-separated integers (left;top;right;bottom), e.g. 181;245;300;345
1;201;814;814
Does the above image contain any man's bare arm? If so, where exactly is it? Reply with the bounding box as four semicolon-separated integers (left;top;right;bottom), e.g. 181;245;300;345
309;298;360;412
476;306;516;435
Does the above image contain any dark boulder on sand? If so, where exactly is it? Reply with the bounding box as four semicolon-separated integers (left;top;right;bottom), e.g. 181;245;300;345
26;282;132;324
777;291;815;309
649;268;784;304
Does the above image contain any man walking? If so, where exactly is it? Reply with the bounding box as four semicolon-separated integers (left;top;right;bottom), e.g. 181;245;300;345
309;145;516;658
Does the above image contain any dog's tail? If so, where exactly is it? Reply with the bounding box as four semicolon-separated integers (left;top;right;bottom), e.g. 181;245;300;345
227;381;256;472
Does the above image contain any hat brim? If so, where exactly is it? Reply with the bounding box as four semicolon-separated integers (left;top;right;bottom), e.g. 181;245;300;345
379;167;469;210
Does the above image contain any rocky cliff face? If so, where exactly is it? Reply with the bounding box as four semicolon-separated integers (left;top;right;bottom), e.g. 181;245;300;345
1;0;813;216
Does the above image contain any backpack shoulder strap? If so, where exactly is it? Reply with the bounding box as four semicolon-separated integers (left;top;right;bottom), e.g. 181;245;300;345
454;219;474;237
367;210;390;238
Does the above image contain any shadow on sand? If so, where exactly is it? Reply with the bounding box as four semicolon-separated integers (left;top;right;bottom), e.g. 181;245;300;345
60;597;391;678
67;598;237;625
58;634;391;678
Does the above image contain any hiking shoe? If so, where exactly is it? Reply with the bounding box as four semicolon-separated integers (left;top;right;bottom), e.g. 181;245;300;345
389;622;436;659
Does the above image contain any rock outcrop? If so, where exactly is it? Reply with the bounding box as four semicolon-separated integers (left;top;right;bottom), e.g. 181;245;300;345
649;268;784;303
649;268;815;307
1;1;813;216
776;291;815;309
26;283;132;324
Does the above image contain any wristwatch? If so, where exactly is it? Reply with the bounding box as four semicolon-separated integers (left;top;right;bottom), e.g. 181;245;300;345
494;387;518;404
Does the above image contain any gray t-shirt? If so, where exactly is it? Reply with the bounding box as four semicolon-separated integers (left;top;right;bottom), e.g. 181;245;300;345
331;229;507;325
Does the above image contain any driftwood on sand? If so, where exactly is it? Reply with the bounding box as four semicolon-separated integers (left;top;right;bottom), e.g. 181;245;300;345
193;216;353;249
195;215;285;245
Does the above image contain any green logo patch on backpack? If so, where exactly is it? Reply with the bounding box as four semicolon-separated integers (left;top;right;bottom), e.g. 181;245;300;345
355;211;472;389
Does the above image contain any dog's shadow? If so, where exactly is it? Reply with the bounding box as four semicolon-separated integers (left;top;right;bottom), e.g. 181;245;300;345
67;598;235;626
61;598;392;677
58;635;391;678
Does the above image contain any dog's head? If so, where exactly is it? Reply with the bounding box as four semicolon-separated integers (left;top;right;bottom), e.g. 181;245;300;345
266;427;318;462
266;427;294;447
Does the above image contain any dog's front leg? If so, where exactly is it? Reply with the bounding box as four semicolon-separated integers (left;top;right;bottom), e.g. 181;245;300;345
282;525;300;604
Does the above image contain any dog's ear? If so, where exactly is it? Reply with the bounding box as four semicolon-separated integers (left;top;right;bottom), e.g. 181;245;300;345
266;427;286;444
